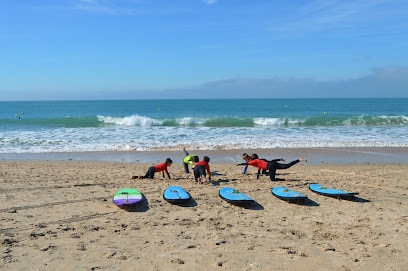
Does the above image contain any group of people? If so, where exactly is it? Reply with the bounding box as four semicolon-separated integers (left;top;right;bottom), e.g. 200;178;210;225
131;148;212;184
131;148;307;183
182;148;212;184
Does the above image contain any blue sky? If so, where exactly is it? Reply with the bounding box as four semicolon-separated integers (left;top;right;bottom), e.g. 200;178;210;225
1;0;407;100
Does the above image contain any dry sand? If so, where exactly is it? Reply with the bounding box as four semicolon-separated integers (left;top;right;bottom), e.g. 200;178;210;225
1;160;407;270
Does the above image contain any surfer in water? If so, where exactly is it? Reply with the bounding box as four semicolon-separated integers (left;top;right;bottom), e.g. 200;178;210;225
194;156;211;184
131;158;173;180
237;156;307;181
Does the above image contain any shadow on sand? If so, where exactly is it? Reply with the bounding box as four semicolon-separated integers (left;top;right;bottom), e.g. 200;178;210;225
118;197;150;212
222;199;264;210
211;178;234;186
318;194;371;203
164;197;198;207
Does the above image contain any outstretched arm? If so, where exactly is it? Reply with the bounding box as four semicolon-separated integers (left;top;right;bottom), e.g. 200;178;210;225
242;165;248;174
183;148;189;156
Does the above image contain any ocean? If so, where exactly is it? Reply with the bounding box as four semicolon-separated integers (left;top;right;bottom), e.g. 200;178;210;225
1;98;408;162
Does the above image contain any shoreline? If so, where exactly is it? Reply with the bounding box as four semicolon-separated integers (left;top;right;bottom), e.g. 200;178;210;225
1;146;408;164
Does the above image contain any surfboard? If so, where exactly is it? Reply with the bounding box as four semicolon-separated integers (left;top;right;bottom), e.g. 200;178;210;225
112;188;143;206
309;183;358;198
163;185;191;203
219;187;253;204
272;186;307;202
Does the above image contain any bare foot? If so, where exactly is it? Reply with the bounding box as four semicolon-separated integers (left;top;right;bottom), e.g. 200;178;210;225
299;157;307;162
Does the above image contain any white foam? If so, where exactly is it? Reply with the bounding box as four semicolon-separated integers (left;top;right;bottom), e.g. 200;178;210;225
1;125;407;153
176;117;207;126
253;118;284;126
97;115;162;126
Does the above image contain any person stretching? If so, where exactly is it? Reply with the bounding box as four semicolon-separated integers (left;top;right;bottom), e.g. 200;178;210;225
194;156;211;184
182;147;196;173
237;157;307;181
131;158;173;179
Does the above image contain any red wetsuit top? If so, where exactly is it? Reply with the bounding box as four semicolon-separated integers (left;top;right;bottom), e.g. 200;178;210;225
154;162;169;174
247;159;268;171
196;161;210;174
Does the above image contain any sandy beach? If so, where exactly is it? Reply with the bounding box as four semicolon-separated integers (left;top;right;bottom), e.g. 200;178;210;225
1;157;407;270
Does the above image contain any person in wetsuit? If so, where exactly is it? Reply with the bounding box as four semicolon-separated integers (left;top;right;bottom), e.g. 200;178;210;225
194;156;211;184
182;147;197;173
241;153;266;175
238;156;307;181
241;153;251;174
131;158;173;179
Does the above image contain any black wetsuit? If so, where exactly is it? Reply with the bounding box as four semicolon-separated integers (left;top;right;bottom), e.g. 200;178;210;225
193;165;206;182
238;158;301;181
266;159;300;181
142;166;156;179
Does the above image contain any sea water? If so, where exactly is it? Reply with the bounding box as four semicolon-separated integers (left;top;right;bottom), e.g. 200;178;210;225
1;98;407;154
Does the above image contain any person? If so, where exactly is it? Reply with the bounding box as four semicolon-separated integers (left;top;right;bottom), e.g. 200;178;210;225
193;156;211;184
250;153;259;160
182;148;196;173
241;153;264;174
131;158;173;179
241;153;251;174
237;156;307;181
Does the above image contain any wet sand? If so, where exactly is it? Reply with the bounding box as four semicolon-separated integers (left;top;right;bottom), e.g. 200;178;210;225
2;147;408;164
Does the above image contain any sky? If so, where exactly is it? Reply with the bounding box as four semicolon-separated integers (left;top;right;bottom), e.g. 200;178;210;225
1;0;408;100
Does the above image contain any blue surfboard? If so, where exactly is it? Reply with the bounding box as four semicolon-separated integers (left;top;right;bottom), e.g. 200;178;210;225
218;187;254;203
272;186;307;202
219;187;253;203
309;183;358;198
163;186;191;203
